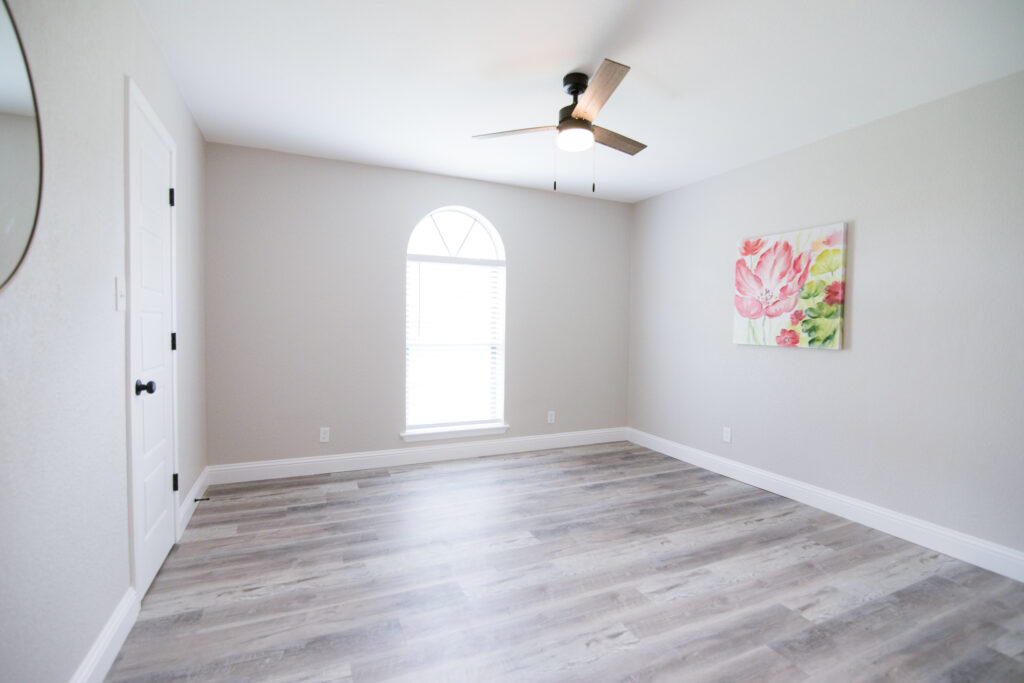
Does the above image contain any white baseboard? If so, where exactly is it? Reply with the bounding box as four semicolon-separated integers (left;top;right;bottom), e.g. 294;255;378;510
207;427;630;485
70;469;208;682
626;428;1024;583
175;466;209;540
68;587;139;683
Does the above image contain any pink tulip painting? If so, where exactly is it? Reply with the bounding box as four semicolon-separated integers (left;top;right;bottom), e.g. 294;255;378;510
734;241;812;319
733;223;846;349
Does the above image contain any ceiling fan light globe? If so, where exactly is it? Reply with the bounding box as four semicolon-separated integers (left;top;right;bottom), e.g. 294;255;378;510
556;124;595;152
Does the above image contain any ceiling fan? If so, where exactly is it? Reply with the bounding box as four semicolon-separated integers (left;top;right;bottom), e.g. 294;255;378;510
474;58;646;156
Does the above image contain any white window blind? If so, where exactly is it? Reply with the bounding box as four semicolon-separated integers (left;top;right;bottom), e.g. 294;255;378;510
405;208;506;436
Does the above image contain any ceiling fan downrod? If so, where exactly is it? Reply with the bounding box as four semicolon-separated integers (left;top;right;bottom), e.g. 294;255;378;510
560;72;589;124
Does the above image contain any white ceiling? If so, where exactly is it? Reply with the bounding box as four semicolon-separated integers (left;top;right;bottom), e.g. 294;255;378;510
134;0;1024;203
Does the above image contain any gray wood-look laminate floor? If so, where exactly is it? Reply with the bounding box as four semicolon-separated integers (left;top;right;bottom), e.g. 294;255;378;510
107;442;1024;682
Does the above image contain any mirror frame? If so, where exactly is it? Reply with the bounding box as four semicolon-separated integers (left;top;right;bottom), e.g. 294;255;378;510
0;0;42;292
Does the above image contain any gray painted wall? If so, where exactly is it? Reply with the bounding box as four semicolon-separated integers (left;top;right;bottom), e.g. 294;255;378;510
204;144;631;464
3;2;1022;678
629;71;1024;553
0;2;206;681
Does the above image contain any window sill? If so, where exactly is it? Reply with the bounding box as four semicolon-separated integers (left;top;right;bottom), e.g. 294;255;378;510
401;423;510;442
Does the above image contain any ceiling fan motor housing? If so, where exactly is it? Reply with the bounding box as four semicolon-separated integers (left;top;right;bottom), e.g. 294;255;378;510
558;107;592;132
558;104;586;124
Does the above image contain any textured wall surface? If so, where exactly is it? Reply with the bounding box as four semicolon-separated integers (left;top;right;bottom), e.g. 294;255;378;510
0;2;206;680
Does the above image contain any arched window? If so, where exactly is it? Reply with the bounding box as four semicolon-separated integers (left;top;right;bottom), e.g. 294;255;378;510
403;206;507;440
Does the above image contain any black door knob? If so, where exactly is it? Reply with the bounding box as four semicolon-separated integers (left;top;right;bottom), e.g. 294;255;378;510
135;379;156;396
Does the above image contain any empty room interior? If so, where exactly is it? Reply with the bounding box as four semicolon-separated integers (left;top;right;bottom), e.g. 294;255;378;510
3;1;1024;681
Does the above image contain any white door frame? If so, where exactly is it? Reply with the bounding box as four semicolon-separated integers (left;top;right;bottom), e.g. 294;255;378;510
125;77;179;593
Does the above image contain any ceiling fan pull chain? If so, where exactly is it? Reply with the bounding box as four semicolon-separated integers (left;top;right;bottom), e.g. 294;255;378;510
553;137;558;191
592;144;597;193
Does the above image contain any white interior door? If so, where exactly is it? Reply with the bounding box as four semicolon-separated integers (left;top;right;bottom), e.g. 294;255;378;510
127;79;176;596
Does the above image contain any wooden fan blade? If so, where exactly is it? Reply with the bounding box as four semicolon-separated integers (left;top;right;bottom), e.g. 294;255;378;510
594;126;646;155
572;59;630;122
473;125;556;140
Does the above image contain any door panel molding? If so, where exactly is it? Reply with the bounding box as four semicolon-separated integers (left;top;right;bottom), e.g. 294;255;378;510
126;77;178;596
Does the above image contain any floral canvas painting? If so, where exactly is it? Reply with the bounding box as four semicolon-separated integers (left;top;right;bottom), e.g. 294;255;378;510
733;222;846;349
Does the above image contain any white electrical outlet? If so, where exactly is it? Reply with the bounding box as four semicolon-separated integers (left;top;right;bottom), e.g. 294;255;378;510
722;426;732;443
547;410;556;424
319;427;330;443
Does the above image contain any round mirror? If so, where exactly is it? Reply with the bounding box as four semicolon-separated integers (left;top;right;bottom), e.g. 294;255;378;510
0;0;40;291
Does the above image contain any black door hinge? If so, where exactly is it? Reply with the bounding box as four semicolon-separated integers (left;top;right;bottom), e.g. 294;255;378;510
172;473;179;492
171;332;177;351
169;188;175;206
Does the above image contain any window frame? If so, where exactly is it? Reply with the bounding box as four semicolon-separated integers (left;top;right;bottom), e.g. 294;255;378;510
401;206;508;442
